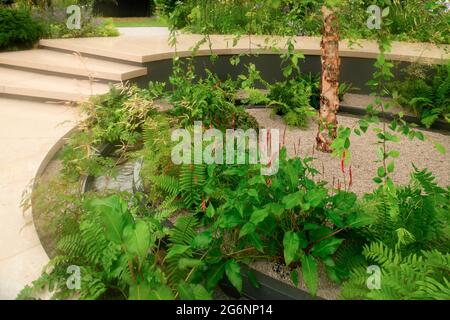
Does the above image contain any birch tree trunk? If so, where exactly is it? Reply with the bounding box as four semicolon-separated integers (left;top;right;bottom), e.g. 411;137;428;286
316;5;341;153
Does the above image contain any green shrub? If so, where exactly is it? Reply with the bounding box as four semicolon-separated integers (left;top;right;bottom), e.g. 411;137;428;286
170;0;449;44
0;6;44;50
32;5;119;39
342;244;450;300
155;0;183;16
60;85;157;180
269;79;316;128
390;63;450;128
341;167;450;299
168;61;259;130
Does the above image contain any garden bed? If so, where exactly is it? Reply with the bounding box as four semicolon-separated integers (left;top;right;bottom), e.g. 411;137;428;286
21;14;449;299
29;100;449;300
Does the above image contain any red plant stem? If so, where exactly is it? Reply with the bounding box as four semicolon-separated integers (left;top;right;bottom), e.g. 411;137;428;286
341;150;346;174
349;165;353;188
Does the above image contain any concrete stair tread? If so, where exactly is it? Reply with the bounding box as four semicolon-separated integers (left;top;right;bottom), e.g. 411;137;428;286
39;35;450;64
0;66;112;102
0;49;147;81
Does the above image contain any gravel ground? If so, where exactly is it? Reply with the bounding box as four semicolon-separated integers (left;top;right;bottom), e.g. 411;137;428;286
247;109;450;195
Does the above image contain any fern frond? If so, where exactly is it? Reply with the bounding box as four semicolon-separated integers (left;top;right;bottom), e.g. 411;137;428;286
169;214;200;246
166;214;200;286
151;175;180;196
179;164;206;209
411;165;446;195
415;277;450;300
362;242;402;266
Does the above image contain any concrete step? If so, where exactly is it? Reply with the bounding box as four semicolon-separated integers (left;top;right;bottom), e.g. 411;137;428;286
0;49;147;81
0;66;112;102
39;35;450;65
39;37;155;63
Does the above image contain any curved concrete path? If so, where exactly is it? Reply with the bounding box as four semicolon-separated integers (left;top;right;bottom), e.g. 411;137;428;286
0;98;77;299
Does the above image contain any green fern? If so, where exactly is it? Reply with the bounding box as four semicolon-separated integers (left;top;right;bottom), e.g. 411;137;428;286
411;165;446;195
151;175;180;196
166;215;200;285
179;164;206;209
362;167;449;254
342;242;450;300
362;242;403;266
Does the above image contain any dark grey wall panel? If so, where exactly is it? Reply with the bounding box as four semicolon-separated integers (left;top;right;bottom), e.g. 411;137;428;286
134;54;411;94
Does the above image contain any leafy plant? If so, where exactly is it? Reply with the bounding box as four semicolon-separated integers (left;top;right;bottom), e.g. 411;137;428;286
18;194;212;300
168;60;258;130
60;86;157;180
390;62;450;128
341;243;450;300
197;148;372;296
169;0;449;44
341;166;449;300
31;4;118;39
268;78;316;128
0;6;44;50
361;167;449;255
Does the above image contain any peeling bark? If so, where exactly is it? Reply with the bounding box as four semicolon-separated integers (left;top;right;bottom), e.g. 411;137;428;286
316;5;341;153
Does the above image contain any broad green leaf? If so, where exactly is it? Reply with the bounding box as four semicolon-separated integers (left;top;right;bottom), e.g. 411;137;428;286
248;189;259;200
332;192;357;211
93;195;130;244
434;142;446;155
178;282;212;300
283;231;300;266
325;266;341;283
282;191;303;209
301;255;318;296
377;166;386;178
247;270;260;289
178;282;195;300
415;131;425;141
387;161;395;173
219;212;242;228
325;210;345;228
225;260;242;292
206;204;215;218
166;244;190;260
268;203;285;217
248;233;265;253
206;263;225;290
239;222;256;238
191;231;213;249
305;188;328;208
123;220;150;263
250;207;270;225
304;223;320;231
389;150;400;158
129;283;152;300
192;284;212;300
345;212;375;228
308;225;333;242
373;177;383;184
311;237;344;259
149;285;174;300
